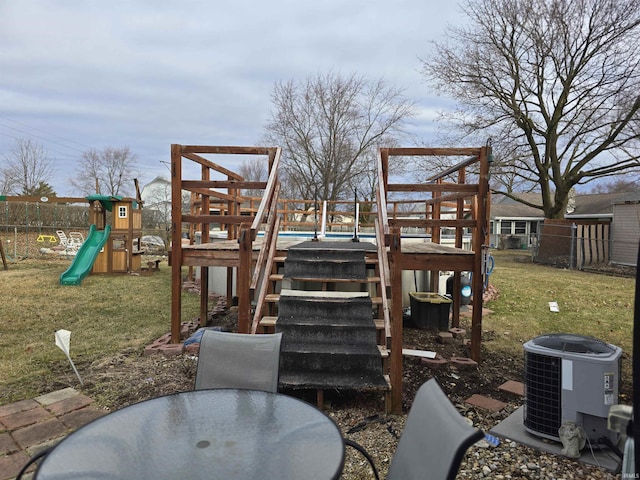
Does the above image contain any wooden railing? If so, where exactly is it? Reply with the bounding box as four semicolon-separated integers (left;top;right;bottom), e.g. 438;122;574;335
378;146;491;413
170;145;281;340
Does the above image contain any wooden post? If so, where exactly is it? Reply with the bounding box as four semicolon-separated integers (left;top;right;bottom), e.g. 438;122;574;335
0;239;7;270
237;224;252;334
389;227;403;414
470;145;491;361
170;144;183;344
199;166;211;328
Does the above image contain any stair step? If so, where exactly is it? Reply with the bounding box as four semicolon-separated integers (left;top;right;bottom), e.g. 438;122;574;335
280;351;384;379
269;273;381;283
278;324;377;345
266;293;382;304
259;316;385;331
280;342;382;356
279;371;390;390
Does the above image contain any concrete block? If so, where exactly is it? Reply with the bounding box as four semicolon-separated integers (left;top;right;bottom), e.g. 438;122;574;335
12;418;68;449
0;399;38;418
420;354;449;369
0;406;50;431
45;394;93;416
437;331;454;344
449;327;466;338
450;356;478;369
0;432;19;456
34;388;78;406
498;380;525;396
465;394;507;413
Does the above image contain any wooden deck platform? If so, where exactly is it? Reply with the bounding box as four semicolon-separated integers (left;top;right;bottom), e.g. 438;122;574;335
179;238;475;271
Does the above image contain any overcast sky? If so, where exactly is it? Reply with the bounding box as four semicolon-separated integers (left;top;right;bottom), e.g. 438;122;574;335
0;1;464;195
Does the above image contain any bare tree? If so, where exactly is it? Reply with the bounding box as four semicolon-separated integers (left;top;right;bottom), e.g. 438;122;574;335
590;177;639;193
238;156;269;198
421;0;640;218
71;146;139;196
2;138;55;196
262;72;415;203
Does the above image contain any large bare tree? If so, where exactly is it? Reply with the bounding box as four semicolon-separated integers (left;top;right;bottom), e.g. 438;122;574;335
262;72;415;204
1;138;55;196
422;0;640;218
71;146;139;196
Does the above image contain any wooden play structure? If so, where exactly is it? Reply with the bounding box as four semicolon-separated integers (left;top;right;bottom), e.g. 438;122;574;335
169;144;491;413
87;194;144;274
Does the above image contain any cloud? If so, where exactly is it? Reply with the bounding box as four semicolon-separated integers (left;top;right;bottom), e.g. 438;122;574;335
0;0;462;195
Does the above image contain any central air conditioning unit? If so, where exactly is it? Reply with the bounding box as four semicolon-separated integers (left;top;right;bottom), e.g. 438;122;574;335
523;333;622;444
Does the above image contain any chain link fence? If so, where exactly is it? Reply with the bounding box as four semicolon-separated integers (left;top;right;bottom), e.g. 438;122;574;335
1;201;169;260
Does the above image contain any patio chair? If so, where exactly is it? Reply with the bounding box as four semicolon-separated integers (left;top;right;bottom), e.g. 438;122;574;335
56;230;80;252
69;231;85;247
348;378;484;480
195;330;283;393
56;230;70;248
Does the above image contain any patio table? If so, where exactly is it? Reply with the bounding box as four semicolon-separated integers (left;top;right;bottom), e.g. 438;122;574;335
35;389;345;479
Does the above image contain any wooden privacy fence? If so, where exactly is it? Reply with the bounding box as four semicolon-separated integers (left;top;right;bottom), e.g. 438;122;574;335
576;222;610;269
536;219;611;269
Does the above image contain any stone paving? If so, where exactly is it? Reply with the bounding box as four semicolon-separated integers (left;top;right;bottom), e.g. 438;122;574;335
0;388;106;480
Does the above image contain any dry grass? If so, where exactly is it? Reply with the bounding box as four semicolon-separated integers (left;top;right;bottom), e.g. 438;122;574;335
483;250;635;357
0;249;635;407
0;256;200;404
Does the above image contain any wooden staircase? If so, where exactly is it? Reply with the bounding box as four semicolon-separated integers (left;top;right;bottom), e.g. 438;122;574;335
254;240;392;403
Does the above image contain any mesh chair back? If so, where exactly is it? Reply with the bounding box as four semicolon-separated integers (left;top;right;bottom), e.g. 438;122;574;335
386;378;484;480
195;330;283;392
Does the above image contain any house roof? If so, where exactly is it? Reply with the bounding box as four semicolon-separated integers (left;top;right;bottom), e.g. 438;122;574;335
491;191;640;219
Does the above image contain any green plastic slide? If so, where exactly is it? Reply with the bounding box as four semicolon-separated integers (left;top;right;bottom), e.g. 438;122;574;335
59;224;111;286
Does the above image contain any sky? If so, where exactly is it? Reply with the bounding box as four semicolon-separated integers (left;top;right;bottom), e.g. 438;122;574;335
0;1;464;196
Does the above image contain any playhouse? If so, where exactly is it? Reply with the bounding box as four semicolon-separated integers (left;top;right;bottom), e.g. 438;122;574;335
58;194;144;285
88;194;143;274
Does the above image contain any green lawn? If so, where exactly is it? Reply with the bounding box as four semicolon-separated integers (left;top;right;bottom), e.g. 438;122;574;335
0;250;635;405
483;251;634;357
0;258;200;404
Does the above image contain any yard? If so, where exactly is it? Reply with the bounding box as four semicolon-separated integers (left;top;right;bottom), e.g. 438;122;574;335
0;247;635;478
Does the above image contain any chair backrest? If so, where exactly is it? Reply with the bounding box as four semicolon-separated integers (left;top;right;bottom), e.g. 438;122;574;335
386;378;484;480
194;330;283;393
56;230;69;246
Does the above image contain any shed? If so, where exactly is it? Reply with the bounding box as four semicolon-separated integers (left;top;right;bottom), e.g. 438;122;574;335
610;201;640;266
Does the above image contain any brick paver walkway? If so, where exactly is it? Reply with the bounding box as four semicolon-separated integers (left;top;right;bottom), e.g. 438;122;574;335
0;388;105;480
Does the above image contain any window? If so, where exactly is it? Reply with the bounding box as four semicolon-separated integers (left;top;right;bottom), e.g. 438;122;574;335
500;221;512;234
515;221;526;234
118;206;127;218
490;221;494;234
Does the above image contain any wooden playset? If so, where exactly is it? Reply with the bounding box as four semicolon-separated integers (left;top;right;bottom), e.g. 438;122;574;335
87;194;143;274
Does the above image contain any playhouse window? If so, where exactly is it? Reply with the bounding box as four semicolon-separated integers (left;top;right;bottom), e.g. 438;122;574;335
118;206;127;218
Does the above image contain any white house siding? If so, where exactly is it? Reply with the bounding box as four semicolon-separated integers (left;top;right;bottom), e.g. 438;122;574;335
610;202;640;266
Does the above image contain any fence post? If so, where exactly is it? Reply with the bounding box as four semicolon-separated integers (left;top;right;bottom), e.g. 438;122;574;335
570;223;577;269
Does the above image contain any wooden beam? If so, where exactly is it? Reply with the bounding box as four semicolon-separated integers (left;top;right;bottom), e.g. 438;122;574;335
387;183;478;193
251;147;281;235
183;187;243;203
386;147;481;157
182;180;267;190
182;214;254;225
470;145;491;362
182;152;244;180
237;225;252;333
170;144;183;344
389;228;403;414
181;145;275;155
389;219;477;228
397;253;475;271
